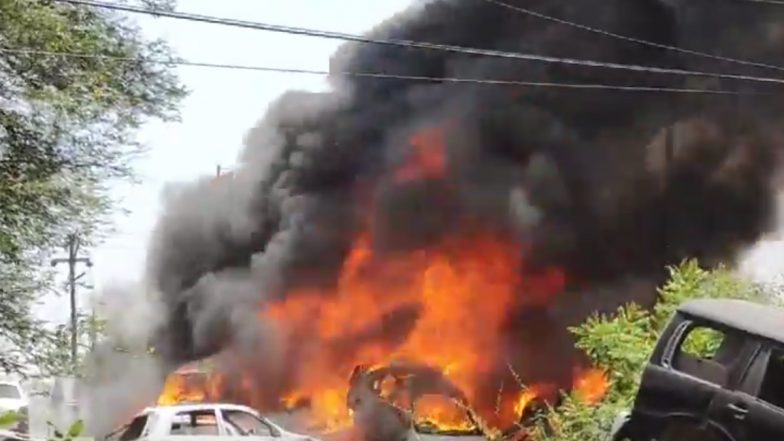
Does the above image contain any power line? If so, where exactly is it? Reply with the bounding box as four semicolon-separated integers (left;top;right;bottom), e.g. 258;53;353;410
481;0;784;74
0;47;755;95
740;0;784;4
51;0;784;87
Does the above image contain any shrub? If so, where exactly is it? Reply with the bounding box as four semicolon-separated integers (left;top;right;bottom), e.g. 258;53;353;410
529;260;776;441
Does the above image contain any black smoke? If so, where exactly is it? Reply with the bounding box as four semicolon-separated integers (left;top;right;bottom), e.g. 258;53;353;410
145;0;784;406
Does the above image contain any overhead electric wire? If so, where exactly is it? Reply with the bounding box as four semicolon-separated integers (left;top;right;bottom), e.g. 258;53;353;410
50;0;784;87
481;0;784;74
740;0;784;4
0;47;758;95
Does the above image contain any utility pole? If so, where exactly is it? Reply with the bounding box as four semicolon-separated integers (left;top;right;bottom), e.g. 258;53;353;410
89;309;97;352
51;234;93;369
89;296;99;352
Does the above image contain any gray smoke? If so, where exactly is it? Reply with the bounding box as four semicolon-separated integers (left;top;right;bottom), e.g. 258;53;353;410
79;282;167;436
140;0;784;422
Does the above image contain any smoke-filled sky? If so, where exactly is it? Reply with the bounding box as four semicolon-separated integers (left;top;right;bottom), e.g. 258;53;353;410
136;0;784;411
33;0;784;331
55;0;784;435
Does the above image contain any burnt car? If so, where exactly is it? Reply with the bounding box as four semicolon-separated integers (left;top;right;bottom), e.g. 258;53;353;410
610;298;784;441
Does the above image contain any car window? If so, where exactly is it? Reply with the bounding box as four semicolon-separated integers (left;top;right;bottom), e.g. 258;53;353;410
672;323;746;386
0;384;21;399
221;410;275;437
757;348;784;409
170;411;219;436
119;415;148;441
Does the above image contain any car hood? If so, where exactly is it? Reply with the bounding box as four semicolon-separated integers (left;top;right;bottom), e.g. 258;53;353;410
280;435;316;441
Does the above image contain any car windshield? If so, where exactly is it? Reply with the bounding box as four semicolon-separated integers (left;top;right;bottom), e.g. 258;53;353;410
118;415;148;441
0;384;21;399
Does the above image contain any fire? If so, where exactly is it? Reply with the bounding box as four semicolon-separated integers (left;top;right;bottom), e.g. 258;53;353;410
513;388;540;418
157;365;222;406
573;368;609;404
153;124;598;435
413;395;474;432
393;126;447;183
263;232;524;431
258;226;569;433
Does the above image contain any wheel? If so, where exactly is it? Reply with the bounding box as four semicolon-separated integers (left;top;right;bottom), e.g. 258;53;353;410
656;421;723;441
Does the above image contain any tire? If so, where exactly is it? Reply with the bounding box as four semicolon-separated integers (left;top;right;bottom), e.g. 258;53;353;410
656;421;724;441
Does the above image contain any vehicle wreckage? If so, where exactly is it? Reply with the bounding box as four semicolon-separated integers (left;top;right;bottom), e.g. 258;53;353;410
346;361;478;441
345;361;559;441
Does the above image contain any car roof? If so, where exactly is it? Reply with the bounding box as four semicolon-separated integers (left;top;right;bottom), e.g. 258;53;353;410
0;381;21;389
678;298;784;343
140;403;264;416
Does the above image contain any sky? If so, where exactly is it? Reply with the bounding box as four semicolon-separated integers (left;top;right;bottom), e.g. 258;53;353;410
38;0;415;324
38;0;784;325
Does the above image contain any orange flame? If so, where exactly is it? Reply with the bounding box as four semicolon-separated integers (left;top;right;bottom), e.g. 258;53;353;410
573;368;609;404
154;124;583;435
262;233;525;432
393;126;447;183
259;227;569;433
513;388;540;418
157;367;223;406
414;395;474;432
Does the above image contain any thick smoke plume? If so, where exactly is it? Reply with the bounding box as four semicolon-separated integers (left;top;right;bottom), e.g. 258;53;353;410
138;0;784;430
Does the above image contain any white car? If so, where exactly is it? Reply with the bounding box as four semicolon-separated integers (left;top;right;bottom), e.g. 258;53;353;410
112;403;319;441
0;381;28;434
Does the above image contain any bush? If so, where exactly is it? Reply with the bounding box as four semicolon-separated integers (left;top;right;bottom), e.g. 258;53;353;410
529;260;777;441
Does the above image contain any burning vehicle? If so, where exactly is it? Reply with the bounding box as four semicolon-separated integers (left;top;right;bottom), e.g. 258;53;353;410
346;362;475;441
611;299;784;441
88;0;784;439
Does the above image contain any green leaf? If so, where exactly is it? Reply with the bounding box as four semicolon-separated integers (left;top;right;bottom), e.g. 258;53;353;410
66;420;84;438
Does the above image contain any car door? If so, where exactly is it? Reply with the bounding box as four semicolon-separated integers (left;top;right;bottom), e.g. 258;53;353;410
633;317;755;439
218;409;278;441
734;345;784;440
704;338;761;441
635;319;726;419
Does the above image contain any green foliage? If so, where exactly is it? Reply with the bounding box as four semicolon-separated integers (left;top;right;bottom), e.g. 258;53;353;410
572;304;655;399
0;0;185;375
47;419;84;441
40;311;109;376
680;326;723;359
0;410;19;428
529;260;776;441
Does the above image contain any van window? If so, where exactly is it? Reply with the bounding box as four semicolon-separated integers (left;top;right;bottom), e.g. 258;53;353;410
0;384;20;399
170;411;219;436
758;348;784;409
221;410;275;436
673;324;746;386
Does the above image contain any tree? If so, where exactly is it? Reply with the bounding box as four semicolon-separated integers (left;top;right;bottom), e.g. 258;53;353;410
0;0;186;375
528;260;777;441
